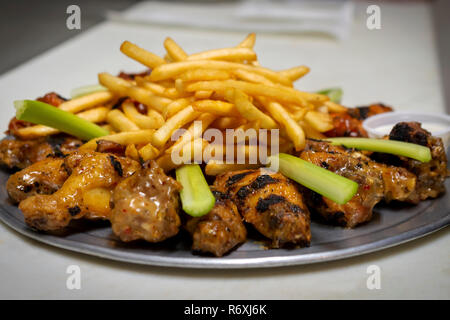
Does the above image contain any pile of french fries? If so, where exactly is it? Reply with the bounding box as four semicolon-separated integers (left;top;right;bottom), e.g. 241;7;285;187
17;33;347;175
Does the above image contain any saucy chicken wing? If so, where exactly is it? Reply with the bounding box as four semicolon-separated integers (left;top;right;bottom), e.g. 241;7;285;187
19;151;139;231
110;160;182;242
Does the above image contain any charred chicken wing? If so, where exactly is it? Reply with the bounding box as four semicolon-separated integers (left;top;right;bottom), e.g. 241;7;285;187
185;190;247;256
214;169;311;248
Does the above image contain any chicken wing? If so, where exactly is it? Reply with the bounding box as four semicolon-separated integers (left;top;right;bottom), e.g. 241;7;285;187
214;169;311;248
185;190;246;256
19;151;139;231
110;160;182;242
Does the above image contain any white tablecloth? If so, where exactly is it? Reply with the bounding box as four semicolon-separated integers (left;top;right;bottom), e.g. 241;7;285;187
0;1;448;299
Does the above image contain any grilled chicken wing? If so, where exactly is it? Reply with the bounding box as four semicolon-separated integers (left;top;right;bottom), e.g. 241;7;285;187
300;139;416;227
185;190;246;256
372;122;449;203
18;151;139;231
214;169;311;248
0;135;82;170
6;157;69;203
110;160;182;242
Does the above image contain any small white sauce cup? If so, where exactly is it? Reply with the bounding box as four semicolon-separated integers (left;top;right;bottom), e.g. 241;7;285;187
362;112;450;150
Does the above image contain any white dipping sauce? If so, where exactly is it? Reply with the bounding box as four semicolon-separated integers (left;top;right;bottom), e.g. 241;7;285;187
373;122;450;136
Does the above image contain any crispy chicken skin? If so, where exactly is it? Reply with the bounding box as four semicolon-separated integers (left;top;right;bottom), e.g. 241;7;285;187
6;158;69;203
185;190;247;256
110;161;182;242
372;122;449;203
214;169;311;248
300;139;416;227
0;135;82;170
19;151;139;231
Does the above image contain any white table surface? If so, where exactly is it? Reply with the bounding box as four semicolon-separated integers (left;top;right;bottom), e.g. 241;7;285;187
0;2;448;299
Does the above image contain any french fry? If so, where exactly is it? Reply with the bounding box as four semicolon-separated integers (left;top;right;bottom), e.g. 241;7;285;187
125;144;140;161
232;69;274;86
192;99;240;117
138;143;160;161
149;60;292;86
258;97;306;151
58;91;114;114
165;113;217;154
135;77;180;99
304;110;334;132
16;106;110;139
210;117;247;130
99;73;172;112
80;129;155;151
299;120;326;139
122;100;164;129
205;160;261;176
152;106;199;148
186;80;318;106
225;88;277;129
194;90;213;99
164;37;188;62
187;47;256;62
279;65;310;82
163;97;192;119
237;33;256;49
179;69;230;82
120;41;165;69
324;100;347;113
107;109;140;132
156;138;208;172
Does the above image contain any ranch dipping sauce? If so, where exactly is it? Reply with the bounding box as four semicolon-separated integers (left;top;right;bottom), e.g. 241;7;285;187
362;112;450;150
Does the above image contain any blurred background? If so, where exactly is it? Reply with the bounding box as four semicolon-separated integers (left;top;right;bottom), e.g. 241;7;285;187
0;0;448;112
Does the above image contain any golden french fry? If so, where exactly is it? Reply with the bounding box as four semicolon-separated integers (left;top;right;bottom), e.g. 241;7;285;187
122;100;164;129
163;98;192;119
59;91;114;114
205;160;261;176
152;106;199;148
304;110;334;132
187;47;256;62
15;106;110;139
135;77;180;99
165;113;217;154
120;41;165;68
186;80;323;107
178;69;230;82
232;69;274;86
156;138;208;172
138;143;160;161
324;100;347;113
99;73;172;112
210;117;247;130
237;33;256;49
194;90;213;99
125;144;140;161
80;129;155;151
299;120;326;139
192;99;240;117
149;60;291;86
258;98;306;151
279;65;310;82
164;37;188;62
225;88;277;129
107;109;140;132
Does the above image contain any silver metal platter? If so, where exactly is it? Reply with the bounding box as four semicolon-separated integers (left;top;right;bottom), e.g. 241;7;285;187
0;169;448;269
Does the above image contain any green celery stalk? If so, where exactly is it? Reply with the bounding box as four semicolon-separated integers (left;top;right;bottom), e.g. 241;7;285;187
326;137;431;163
70;84;107;99
15;100;109;141
316;87;343;103
268;153;358;205
176;164;216;217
